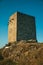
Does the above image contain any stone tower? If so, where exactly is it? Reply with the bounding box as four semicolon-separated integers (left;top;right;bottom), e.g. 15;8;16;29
8;12;36;43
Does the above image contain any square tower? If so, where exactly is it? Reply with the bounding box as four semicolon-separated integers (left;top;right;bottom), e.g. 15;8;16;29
8;12;36;43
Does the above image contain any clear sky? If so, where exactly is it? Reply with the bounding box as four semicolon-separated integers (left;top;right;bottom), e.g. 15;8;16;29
0;0;43;48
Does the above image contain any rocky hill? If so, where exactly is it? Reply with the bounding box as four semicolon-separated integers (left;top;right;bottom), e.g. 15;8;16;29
0;40;43;65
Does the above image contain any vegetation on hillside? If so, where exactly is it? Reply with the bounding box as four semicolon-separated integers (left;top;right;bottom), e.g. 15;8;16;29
0;41;43;65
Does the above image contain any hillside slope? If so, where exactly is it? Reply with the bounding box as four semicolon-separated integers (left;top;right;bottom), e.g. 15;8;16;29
0;41;43;65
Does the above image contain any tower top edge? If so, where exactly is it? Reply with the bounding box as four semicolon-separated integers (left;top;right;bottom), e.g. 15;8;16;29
10;11;35;19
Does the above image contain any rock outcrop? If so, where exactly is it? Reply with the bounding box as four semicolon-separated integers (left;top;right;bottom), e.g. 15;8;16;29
0;41;43;65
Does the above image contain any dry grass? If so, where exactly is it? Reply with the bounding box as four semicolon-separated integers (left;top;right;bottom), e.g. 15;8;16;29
0;41;43;65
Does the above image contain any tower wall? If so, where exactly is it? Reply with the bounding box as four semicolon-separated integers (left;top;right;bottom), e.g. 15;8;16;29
17;12;36;41
8;13;17;42
8;12;36;43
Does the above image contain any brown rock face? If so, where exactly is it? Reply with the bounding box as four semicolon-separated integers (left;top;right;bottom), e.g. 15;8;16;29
1;41;43;65
8;12;37;43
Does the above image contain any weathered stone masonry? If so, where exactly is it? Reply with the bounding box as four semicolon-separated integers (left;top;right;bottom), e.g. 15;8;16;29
8;12;36;43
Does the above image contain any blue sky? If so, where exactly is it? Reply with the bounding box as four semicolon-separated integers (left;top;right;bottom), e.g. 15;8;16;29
0;0;43;48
